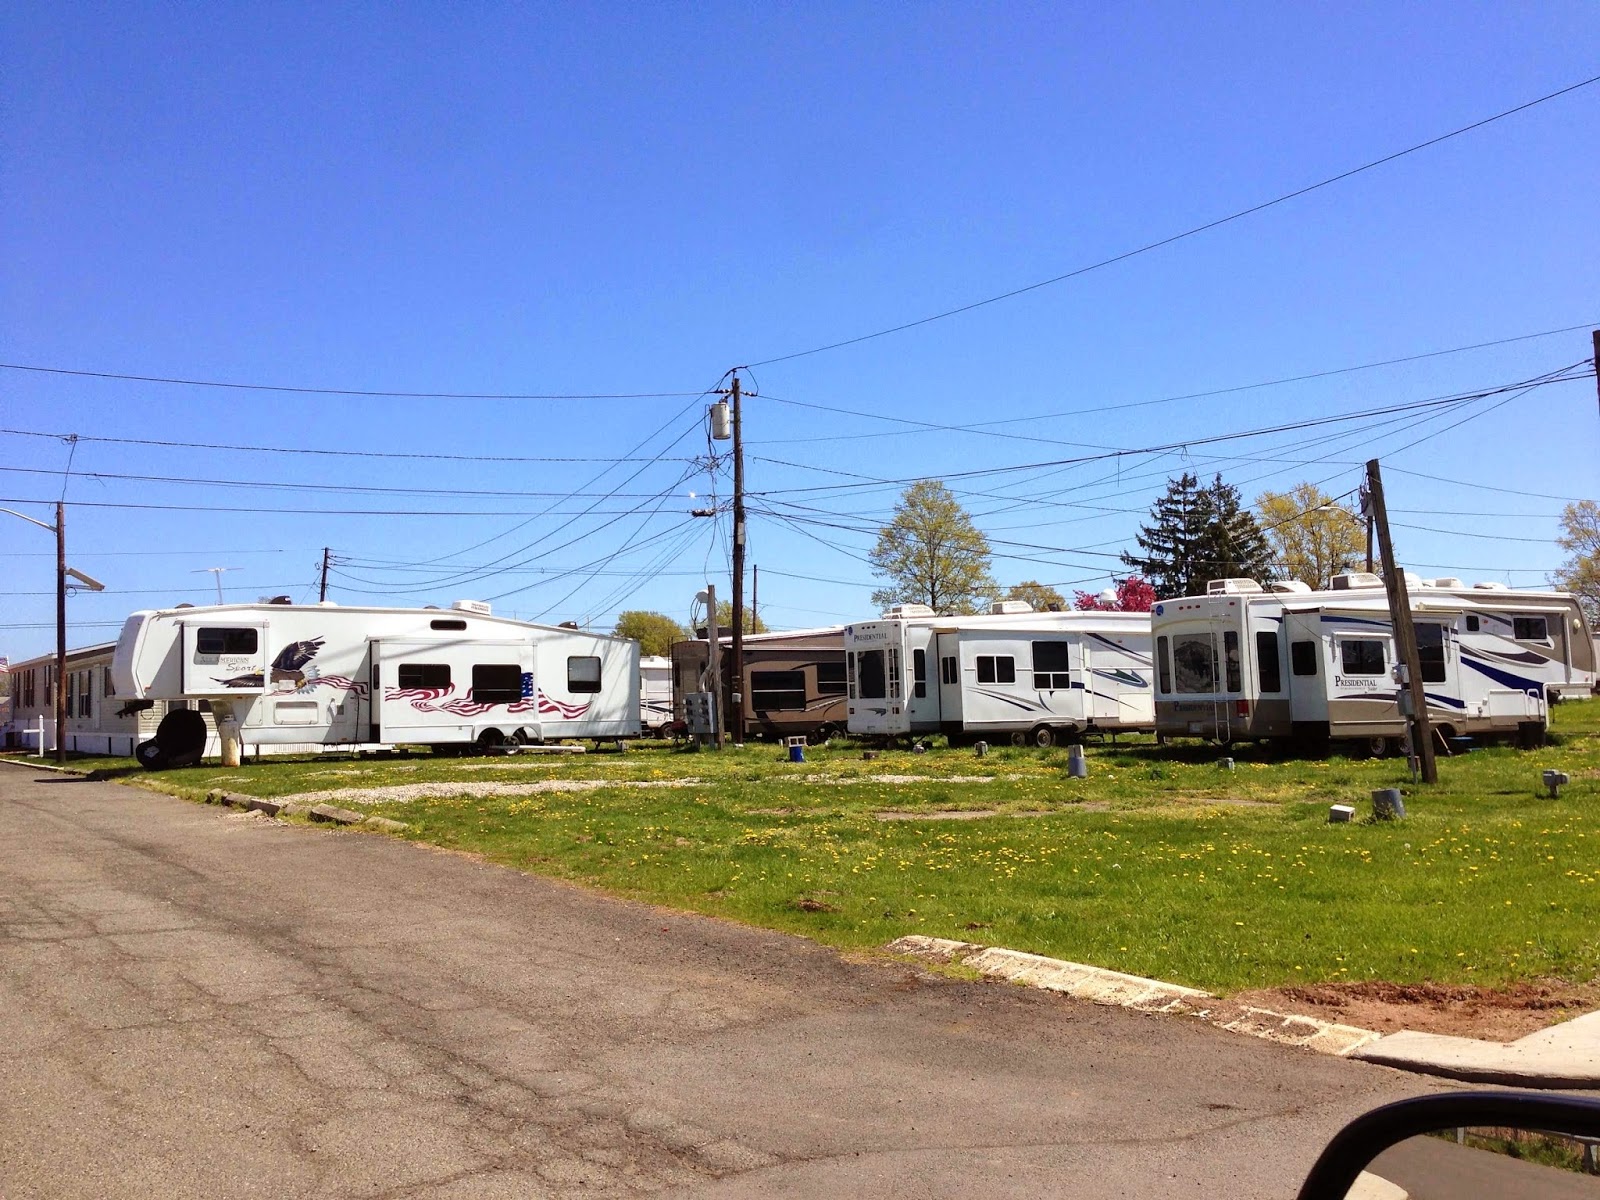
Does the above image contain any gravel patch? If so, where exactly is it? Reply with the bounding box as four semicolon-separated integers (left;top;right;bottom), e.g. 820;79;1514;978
274;778;704;806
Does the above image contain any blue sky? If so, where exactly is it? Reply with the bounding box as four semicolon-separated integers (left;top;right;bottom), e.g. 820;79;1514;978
2;3;1596;661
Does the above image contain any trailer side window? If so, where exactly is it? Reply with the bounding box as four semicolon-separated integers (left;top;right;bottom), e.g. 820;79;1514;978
1465;614;1479;632
1291;641;1318;676
1255;632;1282;692
855;650;886;699
975;655;1015;685
912;649;927;698
941;655;958;685
1222;631;1242;693
846;652;857;699
1156;637;1171;693
472;664;524;704
429;618;468;631
1416;624;1447;684
888;648;902;700
1338;639;1386;676
196;627;258;655
567;656;602;693
751;670;806;711
1033;641;1072;690
1172;636;1217;693
816;661;847;696
398;663;451;690
1512;615;1549;642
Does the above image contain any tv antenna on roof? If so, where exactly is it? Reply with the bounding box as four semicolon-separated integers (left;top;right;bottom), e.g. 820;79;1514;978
193;566;240;604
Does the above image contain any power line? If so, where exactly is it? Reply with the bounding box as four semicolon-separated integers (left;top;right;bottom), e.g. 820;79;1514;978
0;365;701;401
752;320;1600;447
745;75;1600;366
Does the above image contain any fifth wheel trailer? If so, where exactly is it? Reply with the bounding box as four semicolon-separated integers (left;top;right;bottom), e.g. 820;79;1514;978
669;626;847;742
844;603;1154;746
1150;574;1597;751
112;599;640;766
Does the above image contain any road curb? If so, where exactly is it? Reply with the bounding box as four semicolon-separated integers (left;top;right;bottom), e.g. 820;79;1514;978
201;788;408;833
0;757;86;775
889;935;1383;1059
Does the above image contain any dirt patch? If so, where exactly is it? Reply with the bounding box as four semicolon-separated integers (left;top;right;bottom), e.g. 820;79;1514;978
277;778;703;806
876;809;997;822
1233;979;1600;1041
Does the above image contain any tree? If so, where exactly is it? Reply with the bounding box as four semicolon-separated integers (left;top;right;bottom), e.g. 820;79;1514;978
1004;580;1067;612
613;611;687;656
1255;483;1365;590
1552;499;1600;621
714;600;768;635
869;480;995;614
1074;576;1156;612
1121;473;1273;599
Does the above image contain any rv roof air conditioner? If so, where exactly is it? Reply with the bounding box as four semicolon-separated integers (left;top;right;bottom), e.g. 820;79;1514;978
1430;577;1466;589
990;600;1034;614
1473;581;1511;591
452;599;493;615
1206;578;1262;595
882;603;935;618
1266;580;1312;594
1330;572;1382;590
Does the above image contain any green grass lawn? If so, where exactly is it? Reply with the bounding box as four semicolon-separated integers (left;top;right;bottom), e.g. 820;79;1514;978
66;700;1600;995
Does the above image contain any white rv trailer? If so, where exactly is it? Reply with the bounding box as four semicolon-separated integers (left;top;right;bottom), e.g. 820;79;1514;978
1151;574;1597;750
844;603;1154;746
112;599;640;761
639;655;673;735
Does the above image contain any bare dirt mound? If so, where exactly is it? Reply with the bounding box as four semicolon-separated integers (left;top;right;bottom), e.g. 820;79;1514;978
1233;979;1600;1042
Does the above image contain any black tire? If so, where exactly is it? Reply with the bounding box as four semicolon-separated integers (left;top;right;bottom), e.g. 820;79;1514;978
153;708;207;767
1032;726;1056;748
1009;731;1028;748
135;739;168;771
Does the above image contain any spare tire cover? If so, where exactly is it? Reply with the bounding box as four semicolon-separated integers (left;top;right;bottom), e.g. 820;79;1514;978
154;708;208;758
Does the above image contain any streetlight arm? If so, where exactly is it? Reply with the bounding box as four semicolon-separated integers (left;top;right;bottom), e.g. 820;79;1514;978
0;507;57;533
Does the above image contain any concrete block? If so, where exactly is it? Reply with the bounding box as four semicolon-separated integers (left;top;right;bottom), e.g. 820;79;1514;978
310;803;364;825
363;815;408;833
278;802;309;818
246;797;286;817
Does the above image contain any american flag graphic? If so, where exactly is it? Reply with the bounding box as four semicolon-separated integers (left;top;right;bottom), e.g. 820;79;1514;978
381;677;591;721
387;685;456;712
299;674;368;698
536;689;591;719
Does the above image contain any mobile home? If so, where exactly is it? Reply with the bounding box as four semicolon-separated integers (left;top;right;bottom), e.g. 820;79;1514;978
844;603;1154;746
113;599;640;765
1151;574;1596;750
639;655;673;736
669;626;846;742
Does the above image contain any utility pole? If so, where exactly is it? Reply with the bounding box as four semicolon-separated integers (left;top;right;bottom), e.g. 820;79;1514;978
55;501;66;766
1592;329;1599;417
320;547;332;602
751;564;758;631
1366;458;1437;783
729;371;746;747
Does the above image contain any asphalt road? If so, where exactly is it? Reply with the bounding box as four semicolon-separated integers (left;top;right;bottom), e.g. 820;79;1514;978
0;766;1442;1198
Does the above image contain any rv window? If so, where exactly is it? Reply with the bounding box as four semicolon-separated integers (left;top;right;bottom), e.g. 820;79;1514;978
1255;632;1282;692
888;648;903;700
429;618;468;631
751;670;806;711
976;655;1015;685
941;655;958;685
1156;637;1171;694
846;652;857;700
1291;640;1318;676
1338;639;1386;676
399;663;451;690
196;627;258;656
912;649;927;699
567;656;602;693
1465;614;1480;632
1223;631;1241;693
1172;635;1217;693
1416;624;1447;683
1512;615;1549;642
472;664;524;704
856;650;886;699
816;661;847;696
1033;641;1072;690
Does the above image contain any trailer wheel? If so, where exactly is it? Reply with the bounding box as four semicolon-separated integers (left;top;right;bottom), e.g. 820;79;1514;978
476;728;506;750
1009;731;1029;748
1031;726;1056;748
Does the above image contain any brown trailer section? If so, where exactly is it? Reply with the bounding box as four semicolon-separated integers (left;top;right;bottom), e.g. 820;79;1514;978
669;626;846;742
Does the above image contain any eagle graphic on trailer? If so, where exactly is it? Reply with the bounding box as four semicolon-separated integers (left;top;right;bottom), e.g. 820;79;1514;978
112;599;640;767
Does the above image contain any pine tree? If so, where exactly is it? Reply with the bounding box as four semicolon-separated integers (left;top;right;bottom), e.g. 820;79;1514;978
1123;474;1273;598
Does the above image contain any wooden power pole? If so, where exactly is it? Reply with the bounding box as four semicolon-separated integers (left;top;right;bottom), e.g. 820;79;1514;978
1366;458;1437;783
55;501;67;766
319;547;331;602
729;372;746;746
705;583;723;751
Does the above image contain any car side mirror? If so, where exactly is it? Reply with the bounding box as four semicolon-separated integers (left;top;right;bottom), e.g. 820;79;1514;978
1297;1092;1600;1199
